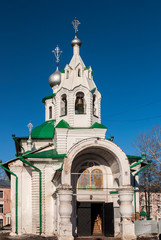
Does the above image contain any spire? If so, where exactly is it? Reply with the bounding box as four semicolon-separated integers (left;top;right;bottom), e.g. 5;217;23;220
71;17;81;55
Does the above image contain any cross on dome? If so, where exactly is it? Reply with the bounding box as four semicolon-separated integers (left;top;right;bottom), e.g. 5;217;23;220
52;45;63;66
72;17;80;35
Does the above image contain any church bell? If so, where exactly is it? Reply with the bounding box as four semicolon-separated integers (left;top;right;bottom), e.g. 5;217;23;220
76;98;84;114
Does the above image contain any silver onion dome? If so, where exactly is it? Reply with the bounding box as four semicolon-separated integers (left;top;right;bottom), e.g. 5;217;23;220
71;35;82;47
49;67;61;88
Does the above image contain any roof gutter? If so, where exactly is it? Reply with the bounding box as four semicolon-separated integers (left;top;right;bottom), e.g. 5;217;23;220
12;134;25;154
130;153;146;169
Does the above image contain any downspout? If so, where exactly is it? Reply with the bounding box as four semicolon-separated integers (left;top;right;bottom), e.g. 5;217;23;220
19;156;42;235
0;161;18;234
12;135;25;154
130;153;146;169
133;162;151;221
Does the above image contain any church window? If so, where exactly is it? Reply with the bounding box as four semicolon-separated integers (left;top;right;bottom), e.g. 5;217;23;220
49;106;52;119
78;169;103;190
78;68;81;77
66;70;69;79
61;94;67;116
75;92;85;114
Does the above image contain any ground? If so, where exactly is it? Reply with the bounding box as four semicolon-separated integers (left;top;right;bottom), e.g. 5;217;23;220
0;232;159;240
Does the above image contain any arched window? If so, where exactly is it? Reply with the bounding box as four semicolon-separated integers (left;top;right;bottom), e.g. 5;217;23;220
93;94;98;117
66;70;69;79
75;92;85;114
49;106;52;119
78;68;81;77
78;168;103;191
60;94;67;116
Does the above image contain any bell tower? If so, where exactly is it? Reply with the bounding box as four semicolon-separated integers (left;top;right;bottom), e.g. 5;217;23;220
44;18;102;128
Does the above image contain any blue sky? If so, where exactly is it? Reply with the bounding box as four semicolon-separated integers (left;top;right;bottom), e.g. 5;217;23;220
1;0;161;162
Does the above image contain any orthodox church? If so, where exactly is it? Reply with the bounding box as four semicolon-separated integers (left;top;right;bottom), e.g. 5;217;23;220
3;19;144;239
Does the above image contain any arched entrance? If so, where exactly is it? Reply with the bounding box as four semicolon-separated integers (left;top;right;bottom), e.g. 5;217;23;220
60;138;132;238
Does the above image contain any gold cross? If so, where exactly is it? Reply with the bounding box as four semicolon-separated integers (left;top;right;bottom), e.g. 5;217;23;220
72;17;80;34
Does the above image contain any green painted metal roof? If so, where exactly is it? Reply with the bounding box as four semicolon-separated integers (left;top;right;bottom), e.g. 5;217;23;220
90;87;96;93
90;122;107;129
55;120;107;129
127;155;141;160
42;93;56;103
56;120;71;128
84;66;90;70
26;149;66;159
31;120;55;139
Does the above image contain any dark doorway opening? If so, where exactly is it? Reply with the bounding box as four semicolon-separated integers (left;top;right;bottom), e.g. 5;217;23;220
77;202;114;237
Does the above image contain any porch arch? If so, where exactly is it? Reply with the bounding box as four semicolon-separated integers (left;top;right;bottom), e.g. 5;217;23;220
62;138;130;186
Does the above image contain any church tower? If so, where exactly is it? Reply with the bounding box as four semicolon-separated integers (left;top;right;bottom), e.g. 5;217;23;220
44;18;101;128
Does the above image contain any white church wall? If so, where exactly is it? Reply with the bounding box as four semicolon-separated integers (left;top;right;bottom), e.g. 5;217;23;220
21;139;53;153
44;164;57;235
21;166;32;234
55;128;106;154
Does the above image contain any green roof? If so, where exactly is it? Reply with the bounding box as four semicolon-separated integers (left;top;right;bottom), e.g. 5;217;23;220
90;122;107;129
84;66;90;70
127;155;141;160
42;93;56;103
61;69;65;73
31;120;55;139
55;120;107;130
90;87;96;93
56;120;71;128
26;149;66;159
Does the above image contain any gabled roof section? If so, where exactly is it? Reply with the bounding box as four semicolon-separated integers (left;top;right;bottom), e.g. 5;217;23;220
56;120;107;130
90;122;107;129
56;120;71;129
31;120;55;139
69;53;85;70
42;93;56;103
26;149;65;159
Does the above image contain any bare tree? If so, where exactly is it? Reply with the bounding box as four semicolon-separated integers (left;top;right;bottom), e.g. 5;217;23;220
134;125;161;219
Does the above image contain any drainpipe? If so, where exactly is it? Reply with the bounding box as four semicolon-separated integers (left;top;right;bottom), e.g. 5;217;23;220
12;135;25;154
130;153;146;169
0;161;18;234
19;156;42;235
133;162;151;221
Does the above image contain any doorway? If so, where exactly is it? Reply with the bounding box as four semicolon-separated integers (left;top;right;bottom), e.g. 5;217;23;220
77;202;114;237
